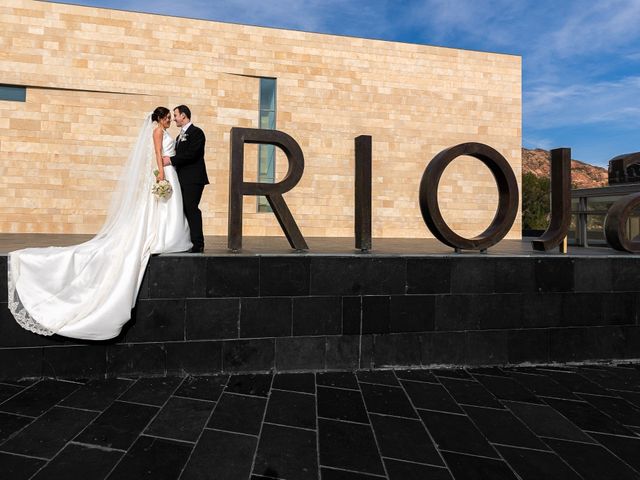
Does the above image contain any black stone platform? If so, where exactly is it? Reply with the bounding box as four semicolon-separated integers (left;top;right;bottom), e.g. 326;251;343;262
1;236;639;380
1;365;640;480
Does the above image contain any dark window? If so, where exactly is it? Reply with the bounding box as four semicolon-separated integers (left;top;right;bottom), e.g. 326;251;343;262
258;78;276;212
0;85;26;102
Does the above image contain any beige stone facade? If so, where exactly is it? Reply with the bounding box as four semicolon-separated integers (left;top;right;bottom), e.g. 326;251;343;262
0;0;522;240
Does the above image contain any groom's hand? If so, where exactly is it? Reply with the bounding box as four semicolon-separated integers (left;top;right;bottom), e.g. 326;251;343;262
162;156;172;166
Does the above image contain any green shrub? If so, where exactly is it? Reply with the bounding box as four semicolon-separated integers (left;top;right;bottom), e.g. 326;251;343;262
522;172;550;230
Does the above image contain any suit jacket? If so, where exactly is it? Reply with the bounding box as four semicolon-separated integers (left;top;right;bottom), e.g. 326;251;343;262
171;124;209;185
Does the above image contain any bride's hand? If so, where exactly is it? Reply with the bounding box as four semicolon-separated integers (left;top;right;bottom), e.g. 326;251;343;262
156;169;165;182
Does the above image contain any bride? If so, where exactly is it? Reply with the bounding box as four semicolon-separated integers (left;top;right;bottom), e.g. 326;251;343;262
7;107;192;340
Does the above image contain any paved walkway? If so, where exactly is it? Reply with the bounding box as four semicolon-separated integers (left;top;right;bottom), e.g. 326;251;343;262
1;364;640;479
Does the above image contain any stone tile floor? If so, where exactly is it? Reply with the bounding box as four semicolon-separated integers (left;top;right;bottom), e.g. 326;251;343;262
1;364;640;479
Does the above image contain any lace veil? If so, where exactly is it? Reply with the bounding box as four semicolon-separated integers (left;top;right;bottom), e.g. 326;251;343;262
8;113;157;336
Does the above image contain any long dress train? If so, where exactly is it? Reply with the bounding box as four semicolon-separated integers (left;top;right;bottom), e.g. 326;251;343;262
7;114;192;340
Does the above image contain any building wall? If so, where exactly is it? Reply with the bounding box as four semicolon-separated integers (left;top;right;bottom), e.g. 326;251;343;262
0;0;522;240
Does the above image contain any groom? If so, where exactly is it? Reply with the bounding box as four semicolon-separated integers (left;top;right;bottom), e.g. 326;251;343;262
163;105;209;253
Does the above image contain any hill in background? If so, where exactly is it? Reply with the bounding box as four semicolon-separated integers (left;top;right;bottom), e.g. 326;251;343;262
522;148;608;188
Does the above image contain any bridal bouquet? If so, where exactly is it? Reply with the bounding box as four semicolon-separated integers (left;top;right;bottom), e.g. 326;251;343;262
152;170;173;199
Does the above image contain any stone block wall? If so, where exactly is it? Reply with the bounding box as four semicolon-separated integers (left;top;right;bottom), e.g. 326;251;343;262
1;254;639;379
1;0;521;239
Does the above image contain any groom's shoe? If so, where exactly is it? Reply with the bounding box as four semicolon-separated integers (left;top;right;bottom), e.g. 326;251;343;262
188;246;204;253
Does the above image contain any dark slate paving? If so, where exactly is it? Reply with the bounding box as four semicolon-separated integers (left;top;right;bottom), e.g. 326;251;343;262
264;389;316;430
418;409;499;458
61;378;135;411
317;385;369;423
577;392;640;428
432;368;473;379
253;423;318;480
545;437;640;480
316;371;359;390
118;376;184;406
503;400;596;443
385;459;453;480
145;397;215;442
443;451;519;479
106;435;193;480
207;392;266;436
173;374;228;402
496;445;582;480
0;452;46;480
74;401;159;450
31;443;123;480
357;370;399;387
360;382;417;418
318;418;385;476
591;432;640;474
0;364;639;478
543;396;635;436
462;405;549;450
0;383;25;403
394;368;438;383
540;369;611;396
0;406;97;459
369;413;442;466
507;370;579;400
0;379;80;417
272;372;316;394
0;412;33;443
439;376;504;409
472;373;542;404
320;467;386;479
577;366;640;392
401;380;463;413
226;373;273;397
181;428;256;480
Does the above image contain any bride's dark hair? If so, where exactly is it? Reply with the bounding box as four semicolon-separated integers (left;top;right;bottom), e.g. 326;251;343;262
151;106;170;123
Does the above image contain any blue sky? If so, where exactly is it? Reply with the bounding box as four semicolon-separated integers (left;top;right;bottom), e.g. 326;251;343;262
54;0;640;167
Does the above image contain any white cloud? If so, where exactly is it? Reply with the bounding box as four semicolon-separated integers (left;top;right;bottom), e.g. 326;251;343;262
547;0;640;58
110;0;389;35
525;76;640;129
522;135;554;151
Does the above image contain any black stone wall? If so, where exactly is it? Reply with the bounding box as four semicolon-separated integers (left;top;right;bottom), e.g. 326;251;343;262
1;255;639;379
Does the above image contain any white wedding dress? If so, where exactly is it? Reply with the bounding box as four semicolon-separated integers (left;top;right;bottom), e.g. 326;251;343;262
7;115;192;340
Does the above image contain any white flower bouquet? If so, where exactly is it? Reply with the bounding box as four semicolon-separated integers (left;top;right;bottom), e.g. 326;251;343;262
152;170;173;199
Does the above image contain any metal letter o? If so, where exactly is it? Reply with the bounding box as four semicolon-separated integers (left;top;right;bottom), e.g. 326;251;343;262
419;142;519;251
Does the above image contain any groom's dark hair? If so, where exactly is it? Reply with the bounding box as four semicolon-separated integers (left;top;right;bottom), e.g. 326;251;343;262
175;105;191;120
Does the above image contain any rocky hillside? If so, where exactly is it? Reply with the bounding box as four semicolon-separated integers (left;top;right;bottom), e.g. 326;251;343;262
522;148;608;188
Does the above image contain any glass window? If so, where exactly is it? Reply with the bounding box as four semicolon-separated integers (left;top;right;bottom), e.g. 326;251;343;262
568;214;578;243
586;214;607;244
571;197;584;215
627;206;640;241
0;85;26;102
586;196;617;213
260;79;276;111
258;78;276;213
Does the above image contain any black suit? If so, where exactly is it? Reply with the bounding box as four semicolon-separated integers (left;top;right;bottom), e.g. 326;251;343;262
171;124;209;250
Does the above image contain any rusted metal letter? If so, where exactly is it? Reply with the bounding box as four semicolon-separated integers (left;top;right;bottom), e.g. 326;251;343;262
228;127;308;251
355;135;372;251
531;148;572;251
419;142;519;252
604;192;640;253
